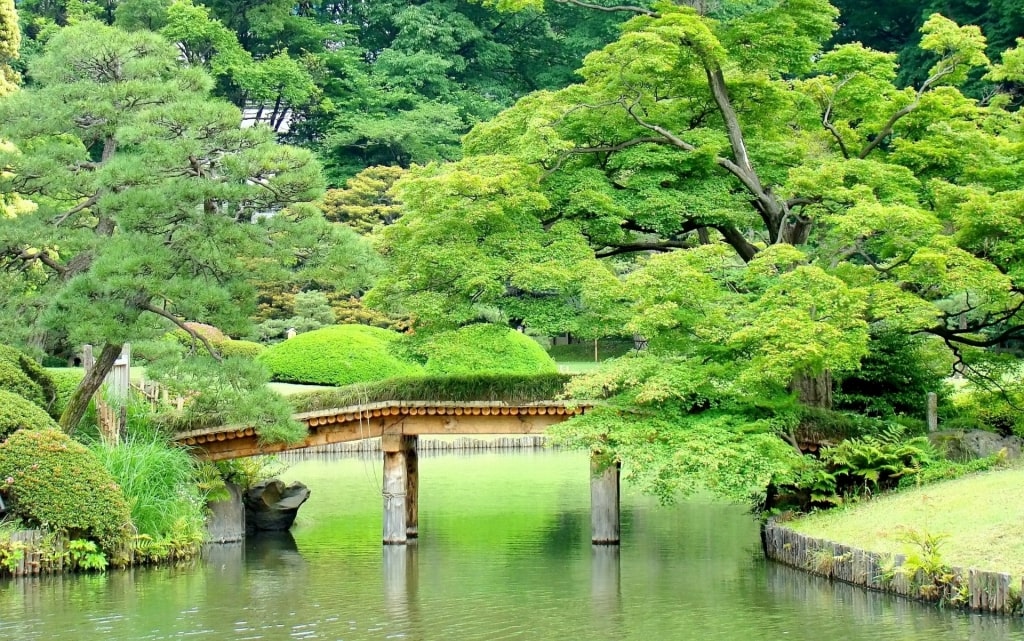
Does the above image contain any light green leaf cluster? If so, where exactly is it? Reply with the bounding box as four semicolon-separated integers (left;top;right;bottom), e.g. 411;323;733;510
919;13;990;86
0;0;19;96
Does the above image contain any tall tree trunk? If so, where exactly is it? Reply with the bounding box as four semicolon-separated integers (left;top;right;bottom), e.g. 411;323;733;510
59;342;123;434
790;370;832;409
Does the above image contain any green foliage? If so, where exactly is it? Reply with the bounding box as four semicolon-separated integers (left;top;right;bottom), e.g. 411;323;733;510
418;324;558;376
289;372;572;413
89;435;207;546
0;360;45;408
256;290;336;342
320;166;405;234
898;454;1002;489
257;324;421;386
216;455;287;491
146;356;305;443
895;528;964;603
212;339;264;359
0;429;132;554
795;406;899;443
0;21;328;429
0;344;56;414
945;384;1024;436
821;431;936;496
65;539;107;572
0;0;18;95
0;389;60;439
836;329;950;419
44;368;85;419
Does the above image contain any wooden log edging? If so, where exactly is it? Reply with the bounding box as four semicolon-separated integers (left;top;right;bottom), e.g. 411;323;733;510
762;520;1020;615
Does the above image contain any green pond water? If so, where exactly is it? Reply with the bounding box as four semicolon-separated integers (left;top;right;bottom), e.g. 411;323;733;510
1;449;1021;640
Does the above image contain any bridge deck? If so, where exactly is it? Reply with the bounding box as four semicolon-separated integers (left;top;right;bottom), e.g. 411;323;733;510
176;400;589;461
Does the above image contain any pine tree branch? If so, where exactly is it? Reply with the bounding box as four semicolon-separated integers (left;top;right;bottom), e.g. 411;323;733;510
141;301;223;362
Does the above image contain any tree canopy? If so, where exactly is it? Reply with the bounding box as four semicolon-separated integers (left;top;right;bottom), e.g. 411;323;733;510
371;0;1024;500
0;22;329;430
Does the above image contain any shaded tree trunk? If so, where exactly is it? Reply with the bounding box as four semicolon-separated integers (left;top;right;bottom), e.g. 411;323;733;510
790;370;832;409
59;342;123;434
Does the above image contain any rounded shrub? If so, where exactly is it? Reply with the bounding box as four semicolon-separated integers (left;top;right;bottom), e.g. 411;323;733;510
422;325;558;376
258;324;421;386
214;339;265;359
0;345;56;413
0;429;133;554
0;389;60;439
47;368;86;419
0;360;45;407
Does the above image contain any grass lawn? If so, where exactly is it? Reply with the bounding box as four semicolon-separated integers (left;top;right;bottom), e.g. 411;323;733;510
268;381;337;396
556;361;601;374
788;466;1024;578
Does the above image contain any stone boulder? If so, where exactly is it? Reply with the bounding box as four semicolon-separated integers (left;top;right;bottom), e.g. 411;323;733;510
930;429;1023;462
243;479;310;535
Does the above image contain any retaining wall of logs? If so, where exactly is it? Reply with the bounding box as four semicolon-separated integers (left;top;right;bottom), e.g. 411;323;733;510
763;520;1020;614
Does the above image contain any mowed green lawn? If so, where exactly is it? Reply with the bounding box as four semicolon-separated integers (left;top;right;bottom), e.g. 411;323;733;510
788;467;1024;577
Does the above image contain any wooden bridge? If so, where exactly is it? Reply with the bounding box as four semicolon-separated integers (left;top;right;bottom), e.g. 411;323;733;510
174;399;621;546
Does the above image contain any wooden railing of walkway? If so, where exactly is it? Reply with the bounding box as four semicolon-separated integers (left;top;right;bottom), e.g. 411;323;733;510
175;400;590;461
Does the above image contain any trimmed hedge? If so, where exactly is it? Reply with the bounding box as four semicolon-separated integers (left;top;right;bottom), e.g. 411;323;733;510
257;324;421;386
46;368;86;419
0;429;133;554
214;339;264;359
0;345;56;414
0;389;60;439
0;360;45;407
422;325;558;376
290;373;573;413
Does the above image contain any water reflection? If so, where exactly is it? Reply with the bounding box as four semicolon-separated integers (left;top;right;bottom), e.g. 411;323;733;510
0;451;1022;641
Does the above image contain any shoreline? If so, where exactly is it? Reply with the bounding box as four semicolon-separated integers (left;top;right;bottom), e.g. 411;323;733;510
762;519;1020;615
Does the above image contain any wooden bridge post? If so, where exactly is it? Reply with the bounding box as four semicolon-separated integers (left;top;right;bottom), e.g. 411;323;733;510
382;433;417;545
406;436;419;539
591;453;620;545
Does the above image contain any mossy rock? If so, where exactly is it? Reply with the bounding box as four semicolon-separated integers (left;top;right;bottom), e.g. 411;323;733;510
422;325;558;376
0;389;60;440
0;345;56;415
257;325;422;386
0;429;133;554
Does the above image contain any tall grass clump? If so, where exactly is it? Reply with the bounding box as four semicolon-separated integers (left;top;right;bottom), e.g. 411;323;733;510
90;435;208;553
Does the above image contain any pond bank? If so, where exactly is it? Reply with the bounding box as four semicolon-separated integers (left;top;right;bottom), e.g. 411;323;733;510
765;467;1024;615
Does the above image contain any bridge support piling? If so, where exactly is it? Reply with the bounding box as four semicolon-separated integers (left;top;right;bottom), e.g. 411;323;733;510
406;437;419;539
590;454;620;545
382;433;417;544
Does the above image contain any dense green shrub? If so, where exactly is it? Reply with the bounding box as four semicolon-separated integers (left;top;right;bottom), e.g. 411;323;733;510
214;339;264;359
46;368;86;419
0;360;45;407
0;389;60;439
835;329;950;419
0;429;132;554
945;388;1023;436
420;325;558;376
0;345;56;414
257;324;421;385
291;373;573;412
146;356;306;442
